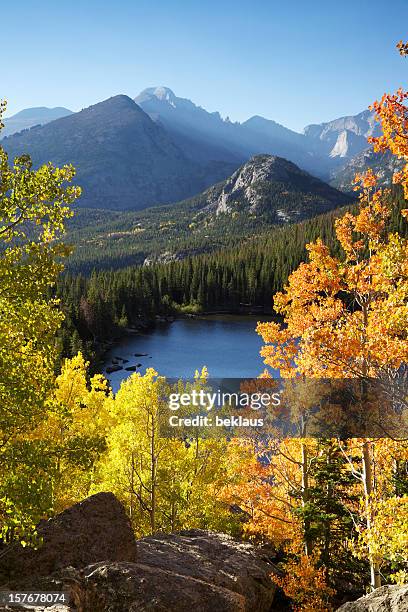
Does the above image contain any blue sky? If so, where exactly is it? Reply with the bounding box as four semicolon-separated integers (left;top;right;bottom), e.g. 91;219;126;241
2;0;407;131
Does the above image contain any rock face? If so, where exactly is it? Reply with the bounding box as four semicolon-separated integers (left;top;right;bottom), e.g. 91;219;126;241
69;561;248;612
68;530;279;612
304;110;380;160
0;492;137;582
0;495;279;612
336;585;408;611
330;147;404;192
198;154;349;220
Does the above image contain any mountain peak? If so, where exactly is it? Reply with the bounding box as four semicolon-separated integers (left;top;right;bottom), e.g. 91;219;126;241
136;87;177;105
7;106;72;120
94;94;139;110
151;86;176;101
1;94;207;211
244;115;280;127
77;95;150;122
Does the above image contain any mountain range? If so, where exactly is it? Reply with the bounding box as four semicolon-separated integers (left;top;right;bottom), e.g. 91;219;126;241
1;106;72;138
2;96;236;210
304;110;380;159
1;88;386;211
134;87;325;173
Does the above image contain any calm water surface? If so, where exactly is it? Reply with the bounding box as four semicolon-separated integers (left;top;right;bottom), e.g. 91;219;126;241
102;315;275;392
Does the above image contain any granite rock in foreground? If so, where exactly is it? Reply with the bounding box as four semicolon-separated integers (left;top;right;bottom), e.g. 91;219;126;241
336;584;408;612
0;494;280;611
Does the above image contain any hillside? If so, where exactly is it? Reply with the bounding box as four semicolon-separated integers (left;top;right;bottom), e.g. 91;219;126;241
1;96;236;210
65;154;350;272
196;154;349;218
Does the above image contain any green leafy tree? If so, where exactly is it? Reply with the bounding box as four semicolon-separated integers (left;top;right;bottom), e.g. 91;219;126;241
0;101;80;539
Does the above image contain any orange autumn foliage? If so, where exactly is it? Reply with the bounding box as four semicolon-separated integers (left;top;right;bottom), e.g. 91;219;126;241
276;554;335;612
257;41;408;381
252;41;408;595
257;167;408;379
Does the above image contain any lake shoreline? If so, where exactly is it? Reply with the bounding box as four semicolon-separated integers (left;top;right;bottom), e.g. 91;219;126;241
94;308;276;372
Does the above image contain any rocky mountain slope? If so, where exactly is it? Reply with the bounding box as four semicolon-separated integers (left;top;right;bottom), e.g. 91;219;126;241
330;147;403;192
1;96;236;211
304;110;380;160
1;106;73;138
135;86;245;165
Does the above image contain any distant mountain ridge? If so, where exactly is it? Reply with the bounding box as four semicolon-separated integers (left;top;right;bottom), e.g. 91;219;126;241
1;106;73;138
135;87;330;177
135;87;386;182
304;110;380;159
1;88;384;210
1;95;236;210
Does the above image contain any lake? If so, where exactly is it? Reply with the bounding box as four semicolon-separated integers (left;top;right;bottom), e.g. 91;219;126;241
102;315;275;392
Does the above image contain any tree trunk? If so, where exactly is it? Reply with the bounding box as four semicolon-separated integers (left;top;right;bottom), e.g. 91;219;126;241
301;440;312;556
150;414;157;534
362;440;381;590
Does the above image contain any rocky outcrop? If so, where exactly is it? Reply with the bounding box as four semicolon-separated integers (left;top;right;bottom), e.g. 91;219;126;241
0;496;280;611
304;110;380;160
204;154;349;217
67;529;279;612
336;584;408;611
69;561;248;611
330;147;404;192
138;530;279;608
143;246;209;266
0;492;137;582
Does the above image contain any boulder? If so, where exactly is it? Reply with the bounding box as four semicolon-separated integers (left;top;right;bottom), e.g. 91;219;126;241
69;561;247;611
136;529;279;607
336;584;408;611
66;529;279;612
0;498;280;611
0;492;137;582
106;365;123;373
